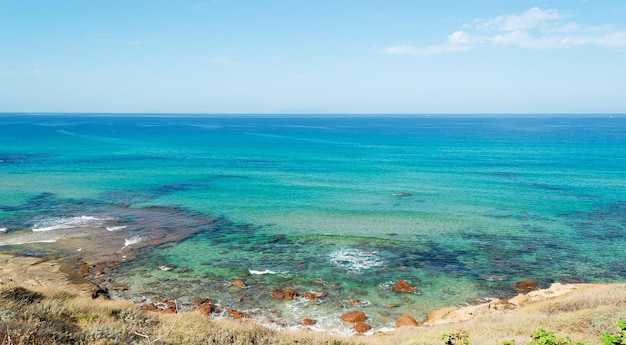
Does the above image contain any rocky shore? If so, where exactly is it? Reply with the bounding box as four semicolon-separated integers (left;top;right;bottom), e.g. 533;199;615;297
2;251;622;339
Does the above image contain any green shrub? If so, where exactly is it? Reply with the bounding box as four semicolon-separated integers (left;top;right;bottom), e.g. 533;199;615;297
442;329;471;345
527;328;585;345
601;320;626;345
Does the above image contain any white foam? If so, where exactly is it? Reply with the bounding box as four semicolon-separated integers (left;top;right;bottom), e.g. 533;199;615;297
248;269;278;275
106;225;127;231
329;249;385;274
32;216;108;232
378;281;394;290
0;228;7;233
123;235;143;248
0;236;60;245
34;237;60;243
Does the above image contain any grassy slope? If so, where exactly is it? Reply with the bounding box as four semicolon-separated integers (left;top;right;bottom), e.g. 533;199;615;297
1;283;625;345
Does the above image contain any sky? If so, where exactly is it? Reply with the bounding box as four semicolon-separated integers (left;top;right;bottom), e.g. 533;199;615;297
1;0;625;114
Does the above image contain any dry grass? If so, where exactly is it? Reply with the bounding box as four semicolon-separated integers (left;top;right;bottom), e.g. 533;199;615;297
0;283;624;345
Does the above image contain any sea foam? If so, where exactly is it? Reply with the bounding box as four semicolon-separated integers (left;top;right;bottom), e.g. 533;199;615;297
106;225;128;231
32;216;108;232
123;235;143;248
329;249;385;274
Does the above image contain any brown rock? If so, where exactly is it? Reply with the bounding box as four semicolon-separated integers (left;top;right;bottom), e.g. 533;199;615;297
228;279;247;289
394;279;418;293
162;308;177;314
341;311;367;323
304;290;326;300
163;300;177;310
355;323;372;333
271;287;299;300
396;314;419;328
344;298;362;305
301;318;317;326
142;303;157;311
514;279;539;293
192;298;214;306
195;303;216;315
228;309;249;319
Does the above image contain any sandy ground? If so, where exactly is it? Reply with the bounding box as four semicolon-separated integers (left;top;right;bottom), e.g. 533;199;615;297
422;282;606;326
0;253;97;297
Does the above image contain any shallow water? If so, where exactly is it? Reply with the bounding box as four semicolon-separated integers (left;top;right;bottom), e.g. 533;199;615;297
1;114;625;333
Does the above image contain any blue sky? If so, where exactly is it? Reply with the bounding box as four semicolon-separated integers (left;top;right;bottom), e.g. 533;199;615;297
1;0;625;114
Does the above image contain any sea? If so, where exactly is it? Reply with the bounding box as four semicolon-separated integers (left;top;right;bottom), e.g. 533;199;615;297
1;114;625;334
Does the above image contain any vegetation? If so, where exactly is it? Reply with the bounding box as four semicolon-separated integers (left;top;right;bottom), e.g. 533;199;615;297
437;321;626;345
0;283;625;345
601;320;626;345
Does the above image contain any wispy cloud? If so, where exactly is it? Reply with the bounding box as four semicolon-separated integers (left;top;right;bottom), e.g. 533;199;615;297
385;7;626;55
1;66;42;76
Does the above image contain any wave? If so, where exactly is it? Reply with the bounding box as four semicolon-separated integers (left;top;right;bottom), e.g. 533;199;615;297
248;269;278;275
329;249;385;274
32;216;109;232
106;226;128;231
248;269;291;276
0;228;6;233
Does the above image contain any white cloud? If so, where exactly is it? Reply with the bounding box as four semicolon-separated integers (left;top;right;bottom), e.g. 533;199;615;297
385;30;480;55
474;7;563;31
385;7;626;55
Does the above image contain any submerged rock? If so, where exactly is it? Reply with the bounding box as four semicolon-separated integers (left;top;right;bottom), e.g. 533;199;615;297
227;279;247;289
479;274;508;282
270;287;299;300
394;279;418;293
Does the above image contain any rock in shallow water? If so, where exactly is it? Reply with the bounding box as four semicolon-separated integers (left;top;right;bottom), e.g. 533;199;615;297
301;318;317;326
341;311;367;323
355;323;372;333
394;279;418;293
270;287;298;300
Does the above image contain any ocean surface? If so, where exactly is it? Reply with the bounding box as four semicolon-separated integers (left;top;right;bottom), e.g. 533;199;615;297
1;114;625;334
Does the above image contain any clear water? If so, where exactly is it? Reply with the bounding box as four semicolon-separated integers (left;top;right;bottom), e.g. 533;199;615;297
1;114;625;334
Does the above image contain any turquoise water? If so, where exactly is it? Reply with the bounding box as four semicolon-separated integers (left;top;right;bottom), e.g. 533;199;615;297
1;114;625;333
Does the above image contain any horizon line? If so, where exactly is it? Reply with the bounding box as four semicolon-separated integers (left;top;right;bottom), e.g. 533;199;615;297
1;112;625;118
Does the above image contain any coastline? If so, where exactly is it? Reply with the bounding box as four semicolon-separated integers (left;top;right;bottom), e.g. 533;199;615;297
2;251;624;344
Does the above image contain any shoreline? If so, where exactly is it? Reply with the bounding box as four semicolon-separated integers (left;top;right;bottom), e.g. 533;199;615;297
2;251;623;338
